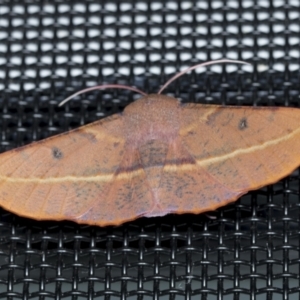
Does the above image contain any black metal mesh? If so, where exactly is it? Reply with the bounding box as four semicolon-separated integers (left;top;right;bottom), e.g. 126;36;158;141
0;0;300;299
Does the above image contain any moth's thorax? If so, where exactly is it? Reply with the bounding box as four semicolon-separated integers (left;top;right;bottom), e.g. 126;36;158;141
124;94;181;144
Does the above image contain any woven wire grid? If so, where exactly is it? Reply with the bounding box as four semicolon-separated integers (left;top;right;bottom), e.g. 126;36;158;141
0;0;300;299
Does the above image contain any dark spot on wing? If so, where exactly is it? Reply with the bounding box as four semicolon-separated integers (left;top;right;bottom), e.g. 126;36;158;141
52;147;63;159
188;130;196;136
238;117;248;130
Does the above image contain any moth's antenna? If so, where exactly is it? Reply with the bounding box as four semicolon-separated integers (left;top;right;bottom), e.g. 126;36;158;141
158;59;250;94
59;84;147;106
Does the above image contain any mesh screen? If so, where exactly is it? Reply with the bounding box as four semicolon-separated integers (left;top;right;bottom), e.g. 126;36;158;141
0;0;300;299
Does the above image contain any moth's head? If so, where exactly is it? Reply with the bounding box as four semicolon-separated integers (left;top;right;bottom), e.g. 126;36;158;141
124;94;180;116
123;94;181;142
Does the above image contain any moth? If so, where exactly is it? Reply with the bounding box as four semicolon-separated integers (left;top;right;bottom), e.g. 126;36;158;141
0;60;300;226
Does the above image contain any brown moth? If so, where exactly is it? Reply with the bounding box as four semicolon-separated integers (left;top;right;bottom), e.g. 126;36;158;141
0;60;300;226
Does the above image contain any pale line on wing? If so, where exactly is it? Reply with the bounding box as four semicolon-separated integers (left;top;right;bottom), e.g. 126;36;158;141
1;126;299;184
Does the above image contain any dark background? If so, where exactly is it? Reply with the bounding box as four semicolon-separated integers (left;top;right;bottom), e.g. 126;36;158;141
0;1;300;299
